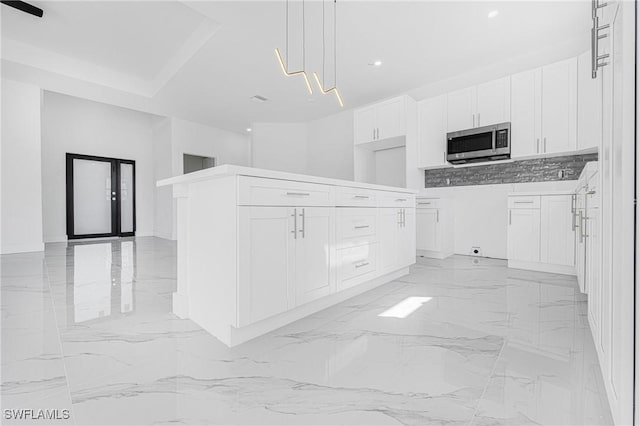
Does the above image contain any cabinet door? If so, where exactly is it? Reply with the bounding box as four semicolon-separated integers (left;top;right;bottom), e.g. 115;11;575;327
238;207;295;326
378;208;400;272
476;77;511;127
447;87;475;131
507;208;541;262
377;98;404;140
354;106;376;144
294;207;336;306
586;206;600;331
540;195;575;267
416;208;440;252
541;57;577;154
398;208;416;267
577;50;603;151
417;95;447;168
511;68;542;158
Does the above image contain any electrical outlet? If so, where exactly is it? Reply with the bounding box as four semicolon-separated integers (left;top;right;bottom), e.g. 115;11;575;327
470;246;482;257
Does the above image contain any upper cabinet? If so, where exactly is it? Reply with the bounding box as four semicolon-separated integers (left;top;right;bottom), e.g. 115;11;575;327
417;95;447;168
577;50;603;151
354;96;406;146
541;57;577;154
510;57;577;158
446;77;511;132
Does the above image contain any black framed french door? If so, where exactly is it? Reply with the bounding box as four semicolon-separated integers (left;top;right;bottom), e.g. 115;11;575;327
66;153;136;240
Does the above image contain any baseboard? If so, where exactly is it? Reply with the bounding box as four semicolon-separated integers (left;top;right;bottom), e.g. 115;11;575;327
201;267;410;347
508;260;576;275
1;242;45;254
417;249;453;260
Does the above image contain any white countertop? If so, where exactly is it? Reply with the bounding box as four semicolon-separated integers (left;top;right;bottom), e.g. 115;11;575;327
157;165;418;194
508;190;575;196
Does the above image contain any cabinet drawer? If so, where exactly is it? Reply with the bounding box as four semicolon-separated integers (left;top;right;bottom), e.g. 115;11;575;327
336;187;377;207
337;244;377;291
238;176;334;206
416;198;441;209
336;208;377;248
508;195;541;209
378;192;415;208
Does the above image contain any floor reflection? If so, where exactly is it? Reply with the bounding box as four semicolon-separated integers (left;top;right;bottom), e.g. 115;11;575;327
66;240;136;324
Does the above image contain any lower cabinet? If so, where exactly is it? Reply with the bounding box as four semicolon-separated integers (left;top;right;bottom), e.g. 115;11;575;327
415;198;453;259
238;206;335;327
507;194;575;274
379;208;415;273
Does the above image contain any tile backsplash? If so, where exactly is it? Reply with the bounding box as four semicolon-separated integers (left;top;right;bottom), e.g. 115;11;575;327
424;153;598;188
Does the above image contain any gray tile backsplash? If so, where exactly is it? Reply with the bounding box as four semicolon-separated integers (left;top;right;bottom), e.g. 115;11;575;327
424;153;598;188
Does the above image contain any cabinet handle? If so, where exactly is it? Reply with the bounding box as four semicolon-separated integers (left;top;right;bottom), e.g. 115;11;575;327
443;151;446;162
298;208;305;238
354;225;370;229
395;198;407;202
373;128;376;140
436;209;439;223
509;209;512;225
472;114;475;128
514;201;534;204
418;202;432;205
402;208;406;228
286;192;311;196
355;261;370;268
536;138;540;153
353;195;369;199
377;128;380;140
571;194;578;230
291;208;297;239
477;113;481;127
543;137;547;153
582;215;589;239
578;210;584;243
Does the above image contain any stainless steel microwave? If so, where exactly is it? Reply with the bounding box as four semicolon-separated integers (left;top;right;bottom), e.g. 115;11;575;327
446;122;511;164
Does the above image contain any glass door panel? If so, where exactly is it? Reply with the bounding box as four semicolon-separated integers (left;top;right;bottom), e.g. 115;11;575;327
72;158;113;235
119;162;134;234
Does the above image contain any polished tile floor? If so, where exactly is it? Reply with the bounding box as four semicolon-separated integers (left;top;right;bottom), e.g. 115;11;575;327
1;237;613;425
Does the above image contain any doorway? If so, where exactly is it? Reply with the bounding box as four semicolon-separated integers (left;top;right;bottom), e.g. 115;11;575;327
66;153;135;239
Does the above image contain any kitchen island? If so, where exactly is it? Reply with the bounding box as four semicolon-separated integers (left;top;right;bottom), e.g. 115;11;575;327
158;165;417;347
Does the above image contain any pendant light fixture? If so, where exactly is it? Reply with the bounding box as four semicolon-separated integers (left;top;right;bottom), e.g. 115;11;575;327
275;0;313;94
312;0;344;107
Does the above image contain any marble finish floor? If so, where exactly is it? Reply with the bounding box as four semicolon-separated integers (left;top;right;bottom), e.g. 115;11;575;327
1;237;613;425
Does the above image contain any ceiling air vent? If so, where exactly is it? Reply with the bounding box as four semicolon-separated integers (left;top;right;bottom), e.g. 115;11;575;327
250;95;268;103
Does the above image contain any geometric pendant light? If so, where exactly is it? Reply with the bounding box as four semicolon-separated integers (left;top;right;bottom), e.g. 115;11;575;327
312;0;344;107
275;0;313;94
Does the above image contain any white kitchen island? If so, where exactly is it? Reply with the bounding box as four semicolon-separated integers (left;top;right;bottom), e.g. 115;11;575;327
158;165;417;347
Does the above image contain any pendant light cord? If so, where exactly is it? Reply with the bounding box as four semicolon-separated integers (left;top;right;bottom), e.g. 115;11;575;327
302;0;306;71
285;0;289;69
334;0;337;87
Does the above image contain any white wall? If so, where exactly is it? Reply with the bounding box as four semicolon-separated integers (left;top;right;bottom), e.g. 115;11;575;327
152;117;173;240
374;147;406;188
41;92;156;242
251;123;307;174
1;79;44;254
306;111;354;180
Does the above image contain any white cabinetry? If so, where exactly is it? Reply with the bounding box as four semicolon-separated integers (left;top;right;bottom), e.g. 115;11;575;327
510;57;577;158
416;198;453;259
238;207;295;326
238;206;335;326
446;77;510;132
354;97;405;146
541;57;578;154
417;95;447;168
507;193;575;274
577;50;603;151
378;207;415;273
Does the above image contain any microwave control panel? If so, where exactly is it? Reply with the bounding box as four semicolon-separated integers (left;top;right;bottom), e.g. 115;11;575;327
495;129;509;149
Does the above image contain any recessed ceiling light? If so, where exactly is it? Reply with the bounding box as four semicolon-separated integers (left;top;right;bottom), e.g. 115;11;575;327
488;10;499;18
246;128;252;132
368;60;382;67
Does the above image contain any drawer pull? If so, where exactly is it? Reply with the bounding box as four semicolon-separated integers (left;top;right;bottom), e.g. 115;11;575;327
395;198;407;202
513;201;534;204
354;225;370;229
417;202;432;205
355;261;370;268
353;195;370;199
286;192;311;196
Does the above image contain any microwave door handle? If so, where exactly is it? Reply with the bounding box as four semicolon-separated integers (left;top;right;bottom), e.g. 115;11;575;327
492;128;497;151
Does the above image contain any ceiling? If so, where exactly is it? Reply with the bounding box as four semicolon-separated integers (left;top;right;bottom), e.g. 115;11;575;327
1;1;592;134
